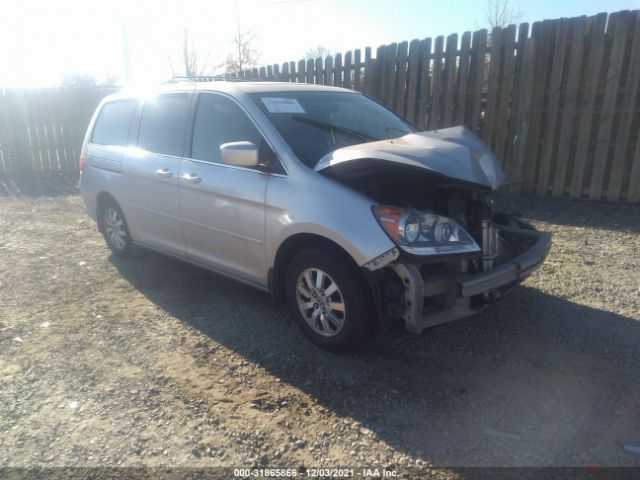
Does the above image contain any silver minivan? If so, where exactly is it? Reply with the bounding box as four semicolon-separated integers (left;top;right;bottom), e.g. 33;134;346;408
79;80;551;352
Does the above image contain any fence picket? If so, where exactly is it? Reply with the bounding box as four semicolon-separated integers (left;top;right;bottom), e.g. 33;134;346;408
523;20;556;193
394;41;408;116
607;11;640;200
494;25;517;167
364;47;374;95
552;17;587;197
536;19;569;195
314;58;322;84
427;36;444;129
503;23;529;174
305;59;314;84
589;12;628;199
406;39;421;124
483;27;503;146
570;13;607;198
383;43;397;108
324;56;333;85
334;53;343;87
417;37;432;129
343;51;353;90
354;49;362;91
442;34;458;127
468;29;487;132
511;37;538;187
454;32;471;125
375;46;386;100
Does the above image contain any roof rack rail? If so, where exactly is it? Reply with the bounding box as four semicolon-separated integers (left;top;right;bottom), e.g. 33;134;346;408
167;75;253;83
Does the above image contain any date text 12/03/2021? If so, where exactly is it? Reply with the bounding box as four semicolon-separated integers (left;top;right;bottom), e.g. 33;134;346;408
233;468;398;477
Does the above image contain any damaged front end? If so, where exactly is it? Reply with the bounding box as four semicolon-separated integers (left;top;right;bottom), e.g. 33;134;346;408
316;126;551;334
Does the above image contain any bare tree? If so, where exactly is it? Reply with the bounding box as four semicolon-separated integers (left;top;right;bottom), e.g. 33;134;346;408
61;73;97;87
303;45;334;60
223;20;260;75
484;0;523;29
169;28;209;77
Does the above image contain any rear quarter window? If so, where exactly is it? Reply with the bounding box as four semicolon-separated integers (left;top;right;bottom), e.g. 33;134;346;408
91;100;137;146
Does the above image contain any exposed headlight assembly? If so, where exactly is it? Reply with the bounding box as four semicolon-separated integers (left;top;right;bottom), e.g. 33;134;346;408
373;205;481;255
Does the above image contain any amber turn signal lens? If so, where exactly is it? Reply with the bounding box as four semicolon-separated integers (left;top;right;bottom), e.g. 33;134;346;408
373;206;403;241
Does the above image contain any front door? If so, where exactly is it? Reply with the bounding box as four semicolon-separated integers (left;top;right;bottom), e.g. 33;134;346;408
179;93;271;286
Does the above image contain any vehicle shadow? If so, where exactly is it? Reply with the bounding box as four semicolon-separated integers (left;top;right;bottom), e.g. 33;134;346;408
110;252;640;467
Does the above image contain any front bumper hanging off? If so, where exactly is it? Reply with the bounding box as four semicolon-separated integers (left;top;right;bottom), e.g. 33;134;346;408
391;224;551;334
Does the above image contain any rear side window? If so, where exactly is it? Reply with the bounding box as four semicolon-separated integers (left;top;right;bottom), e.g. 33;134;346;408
91;100;136;146
137;93;189;157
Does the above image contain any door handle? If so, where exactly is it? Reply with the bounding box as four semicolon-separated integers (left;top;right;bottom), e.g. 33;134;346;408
156;168;172;177
182;173;201;184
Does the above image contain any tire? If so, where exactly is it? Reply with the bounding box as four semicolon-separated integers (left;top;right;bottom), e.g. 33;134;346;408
285;247;373;353
98;199;136;258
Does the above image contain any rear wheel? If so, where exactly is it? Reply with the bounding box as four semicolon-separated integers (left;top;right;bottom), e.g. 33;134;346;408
285;248;373;352
98;200;135;258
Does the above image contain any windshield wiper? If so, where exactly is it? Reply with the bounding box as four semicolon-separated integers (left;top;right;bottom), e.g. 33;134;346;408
291;116;374;142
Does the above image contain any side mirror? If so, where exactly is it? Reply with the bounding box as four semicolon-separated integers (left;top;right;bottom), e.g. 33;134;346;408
220;141;259;167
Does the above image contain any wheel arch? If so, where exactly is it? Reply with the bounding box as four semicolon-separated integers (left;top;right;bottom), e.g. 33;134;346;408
95;191;120;233
269;233;364;304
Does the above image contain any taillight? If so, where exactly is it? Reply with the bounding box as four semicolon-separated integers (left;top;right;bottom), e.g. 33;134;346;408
79;143;87;173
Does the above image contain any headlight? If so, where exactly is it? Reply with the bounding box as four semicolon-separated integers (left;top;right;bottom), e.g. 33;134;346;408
373;205;480;255
403;213;421;244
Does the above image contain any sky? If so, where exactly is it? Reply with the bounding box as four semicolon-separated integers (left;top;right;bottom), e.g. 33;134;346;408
1;0;638;87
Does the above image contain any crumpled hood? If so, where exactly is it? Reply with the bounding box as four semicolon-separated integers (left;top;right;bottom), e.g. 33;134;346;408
314;125;505;190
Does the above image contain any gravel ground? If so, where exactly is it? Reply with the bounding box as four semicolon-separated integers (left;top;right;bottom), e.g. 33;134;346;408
0;193;639;475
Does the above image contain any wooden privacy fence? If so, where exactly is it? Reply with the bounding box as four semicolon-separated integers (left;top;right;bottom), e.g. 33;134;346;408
0;87;116;178
1;10;639;202
236;9;640;203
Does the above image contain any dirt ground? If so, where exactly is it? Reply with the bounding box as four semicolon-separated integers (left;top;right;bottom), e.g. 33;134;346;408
1;192;639;476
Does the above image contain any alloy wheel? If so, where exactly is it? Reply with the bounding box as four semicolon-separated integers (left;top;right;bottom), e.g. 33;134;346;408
295;268;346;337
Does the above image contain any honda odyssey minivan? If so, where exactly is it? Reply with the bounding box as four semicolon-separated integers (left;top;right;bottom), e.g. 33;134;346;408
79;80;551;352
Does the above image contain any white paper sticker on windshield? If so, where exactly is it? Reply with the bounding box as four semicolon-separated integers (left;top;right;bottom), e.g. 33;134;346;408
261;97;306;113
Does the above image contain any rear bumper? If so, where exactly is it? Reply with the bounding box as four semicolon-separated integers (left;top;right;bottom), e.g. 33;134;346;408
393;224;551;334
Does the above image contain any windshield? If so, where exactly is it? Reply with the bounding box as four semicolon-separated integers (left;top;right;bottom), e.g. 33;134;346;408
252;91;417;167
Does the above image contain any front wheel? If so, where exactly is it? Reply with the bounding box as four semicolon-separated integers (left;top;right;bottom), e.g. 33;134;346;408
285;248;373;352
